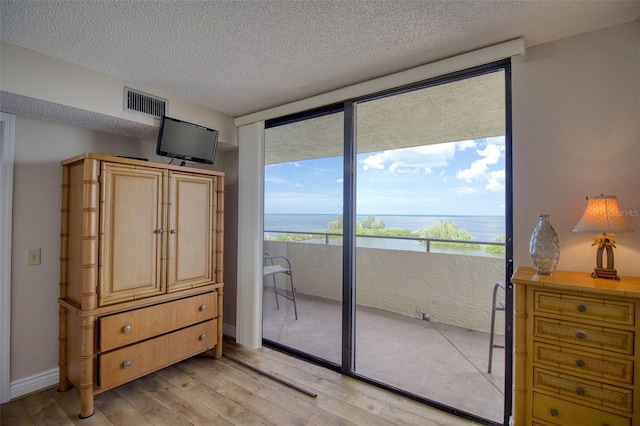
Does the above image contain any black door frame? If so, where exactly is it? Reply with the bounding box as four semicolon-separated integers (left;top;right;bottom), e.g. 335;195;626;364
265;59;513;426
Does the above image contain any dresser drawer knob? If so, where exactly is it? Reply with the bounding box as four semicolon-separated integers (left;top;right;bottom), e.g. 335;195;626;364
576;359;586;368
576;332;586;340
577;304;587;312
199;334;206;341
550;409;559;417
199;305;207;312
122;360;132;369
122;325;132;334
576;387;585;395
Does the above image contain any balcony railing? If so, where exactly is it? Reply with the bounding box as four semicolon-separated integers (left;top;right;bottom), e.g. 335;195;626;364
265;229;505;253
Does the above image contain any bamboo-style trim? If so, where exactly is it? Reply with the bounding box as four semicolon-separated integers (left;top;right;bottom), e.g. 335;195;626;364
79;315;95;418
215;176;225;284
81;160;99;311
513;285;528;424
57;305;70;392
215;287;223;359
58;166;70;392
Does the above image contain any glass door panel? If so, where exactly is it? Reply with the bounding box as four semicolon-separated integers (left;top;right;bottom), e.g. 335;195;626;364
263;111;344;365
353;71;507;423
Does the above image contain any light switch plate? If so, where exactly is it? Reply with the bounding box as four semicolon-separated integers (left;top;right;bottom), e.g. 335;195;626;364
27;248;41;266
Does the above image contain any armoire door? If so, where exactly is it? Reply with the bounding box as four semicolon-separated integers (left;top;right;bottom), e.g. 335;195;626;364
99;163;166;306
167;172;216;292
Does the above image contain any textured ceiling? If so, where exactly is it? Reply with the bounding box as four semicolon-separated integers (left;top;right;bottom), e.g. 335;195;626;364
1;0;639;120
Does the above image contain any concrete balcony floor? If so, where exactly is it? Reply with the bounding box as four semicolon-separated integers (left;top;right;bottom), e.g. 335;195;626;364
263;290;506;424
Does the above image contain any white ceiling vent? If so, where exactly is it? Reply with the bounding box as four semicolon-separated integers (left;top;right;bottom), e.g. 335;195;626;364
123;87;168;119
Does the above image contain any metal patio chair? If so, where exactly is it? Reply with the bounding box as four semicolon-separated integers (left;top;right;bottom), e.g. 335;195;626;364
263;252;298;320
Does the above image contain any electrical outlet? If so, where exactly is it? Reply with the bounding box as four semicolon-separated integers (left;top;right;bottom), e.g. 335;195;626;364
27;248;41;266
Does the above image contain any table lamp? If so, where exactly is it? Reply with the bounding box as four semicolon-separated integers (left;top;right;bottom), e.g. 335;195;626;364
572;195;634;280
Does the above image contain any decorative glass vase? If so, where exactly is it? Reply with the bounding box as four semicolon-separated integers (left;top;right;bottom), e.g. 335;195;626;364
529;214;560;275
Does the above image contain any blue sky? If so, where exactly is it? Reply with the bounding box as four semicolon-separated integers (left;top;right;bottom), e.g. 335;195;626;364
264;136;505;216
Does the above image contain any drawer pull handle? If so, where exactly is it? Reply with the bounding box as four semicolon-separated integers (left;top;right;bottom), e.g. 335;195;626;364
577;304;587;312
576;332;586;340
122;325;132;334
122;360;132;369
157;228;164;235
550;409;559;417
576;359;586;368
170;229;176;234
576;387;585;395
200;305;207;312
199;334;206;341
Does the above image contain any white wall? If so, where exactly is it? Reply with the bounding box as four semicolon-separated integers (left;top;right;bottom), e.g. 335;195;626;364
512;20;640;277
1;41;237;147
10;117;146;384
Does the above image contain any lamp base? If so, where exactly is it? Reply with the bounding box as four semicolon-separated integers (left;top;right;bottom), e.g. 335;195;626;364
592;267;620;280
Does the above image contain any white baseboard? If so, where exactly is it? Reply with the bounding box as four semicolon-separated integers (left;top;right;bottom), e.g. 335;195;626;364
11;368;59;400
9;324;238;400
223;322;236;338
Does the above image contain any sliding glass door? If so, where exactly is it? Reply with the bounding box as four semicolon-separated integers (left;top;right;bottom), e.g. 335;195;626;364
262;110;344;365
262;62;512;425
353;70;508;423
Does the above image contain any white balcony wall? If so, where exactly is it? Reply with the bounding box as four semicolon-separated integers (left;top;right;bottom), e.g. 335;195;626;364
264;241;504;334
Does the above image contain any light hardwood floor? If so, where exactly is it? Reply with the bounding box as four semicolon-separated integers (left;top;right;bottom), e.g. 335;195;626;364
1;340;483;426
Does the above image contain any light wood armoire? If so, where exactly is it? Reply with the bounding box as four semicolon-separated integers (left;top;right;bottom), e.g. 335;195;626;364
57;153;224;418
512;267;640;425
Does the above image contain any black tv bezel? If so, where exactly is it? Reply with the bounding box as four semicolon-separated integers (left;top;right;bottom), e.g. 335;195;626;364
156;116;219;165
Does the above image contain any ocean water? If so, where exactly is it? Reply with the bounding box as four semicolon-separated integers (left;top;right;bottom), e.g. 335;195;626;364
264;214;505;255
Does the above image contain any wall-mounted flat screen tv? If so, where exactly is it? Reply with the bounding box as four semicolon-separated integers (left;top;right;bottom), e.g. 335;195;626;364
156;116;219;165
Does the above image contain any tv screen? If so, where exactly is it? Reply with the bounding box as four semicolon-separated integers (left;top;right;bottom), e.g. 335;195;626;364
156;116;219;165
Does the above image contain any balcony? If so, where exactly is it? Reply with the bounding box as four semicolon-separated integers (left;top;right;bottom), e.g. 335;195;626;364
263;237;507;424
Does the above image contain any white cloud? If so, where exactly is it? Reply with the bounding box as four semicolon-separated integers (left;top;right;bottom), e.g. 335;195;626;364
456;143;503;183
454;186;477;194
456;140;476;151
336;178;344;184
486;169;505;192
361;143;456;174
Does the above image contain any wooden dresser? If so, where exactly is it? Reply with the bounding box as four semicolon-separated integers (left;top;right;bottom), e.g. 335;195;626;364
58;154;224;418
512;267;640;425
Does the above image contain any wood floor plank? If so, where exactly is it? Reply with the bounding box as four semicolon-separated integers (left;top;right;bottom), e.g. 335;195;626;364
264;389;357;426
136;372;234;426
19;389;74;426
177;357;308;425
166;362;275;426
227;349;388;416
52;387;114;426
2;341;481;426
92;393;153;426
114;380;192;426
1;399;36;426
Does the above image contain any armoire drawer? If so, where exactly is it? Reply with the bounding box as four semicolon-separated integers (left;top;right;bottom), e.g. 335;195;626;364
533;392;630;426
533;342;634;384
98;319;216;390
99;292;217;351
534;291;635;326
534;317;634;355
534;368;633;413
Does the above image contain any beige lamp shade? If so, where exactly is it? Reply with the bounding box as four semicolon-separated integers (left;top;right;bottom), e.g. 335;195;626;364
572;195;634;233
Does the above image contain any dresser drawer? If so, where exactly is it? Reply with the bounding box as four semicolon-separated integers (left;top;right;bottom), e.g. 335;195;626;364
533;392;630;426
534;368;633;413
534;317;634;355
534;291;635;326
534;342;633;384
99;292;217;351
98;319;216;390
